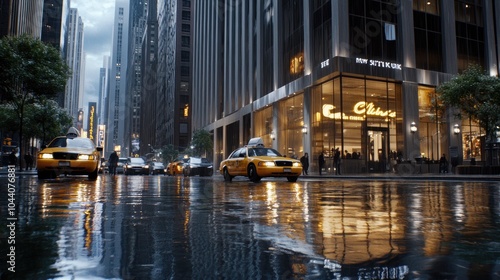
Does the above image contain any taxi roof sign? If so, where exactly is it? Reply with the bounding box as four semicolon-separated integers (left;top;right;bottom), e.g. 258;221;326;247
247;137;264;147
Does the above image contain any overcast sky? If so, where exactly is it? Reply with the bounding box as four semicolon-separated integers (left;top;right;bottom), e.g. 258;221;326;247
71;0;115;107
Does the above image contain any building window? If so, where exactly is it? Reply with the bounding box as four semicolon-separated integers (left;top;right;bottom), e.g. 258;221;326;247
182;36;190;47
417;86;447;161
262;0;274;94
455;0;485;72
311;0;332;66
348;0;398;62
413;0;443;71
181;50;190;62
281;0;304;85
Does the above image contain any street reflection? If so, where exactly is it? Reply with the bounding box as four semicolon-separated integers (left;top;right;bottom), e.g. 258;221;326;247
2;176;500;279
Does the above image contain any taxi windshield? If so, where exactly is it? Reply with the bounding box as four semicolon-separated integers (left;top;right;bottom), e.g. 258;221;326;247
48;137;94;149
248;148;282;157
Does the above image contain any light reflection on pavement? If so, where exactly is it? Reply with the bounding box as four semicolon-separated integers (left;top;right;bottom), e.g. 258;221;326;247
0;174;499;279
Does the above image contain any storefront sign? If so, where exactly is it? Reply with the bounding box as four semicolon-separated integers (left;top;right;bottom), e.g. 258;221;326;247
356;57;402;70
323;102;396;120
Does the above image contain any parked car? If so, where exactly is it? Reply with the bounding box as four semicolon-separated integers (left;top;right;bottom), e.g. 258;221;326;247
183;157;213;177
149;161;165;175
219;137;302;182
166;158;188;176
116;157;127;174
37;127;102;181
124;157;149;175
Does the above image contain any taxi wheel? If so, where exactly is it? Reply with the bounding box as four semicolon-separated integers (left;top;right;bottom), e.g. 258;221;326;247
88;168;98;181
287;176;298;182
248;165;261;182
223;168;233;182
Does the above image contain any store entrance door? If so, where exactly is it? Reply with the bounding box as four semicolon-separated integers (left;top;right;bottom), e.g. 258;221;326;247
366;127;389;173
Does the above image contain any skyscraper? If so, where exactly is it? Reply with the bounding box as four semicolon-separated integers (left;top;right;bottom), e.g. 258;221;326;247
65;8;85;126
106;0;130;157
0;0;44;38
192;0;500;173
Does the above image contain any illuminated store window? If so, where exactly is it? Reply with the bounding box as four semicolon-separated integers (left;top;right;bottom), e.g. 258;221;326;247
254;106;274;148
462;117;483;161
278;94;304;159
417;86;447;161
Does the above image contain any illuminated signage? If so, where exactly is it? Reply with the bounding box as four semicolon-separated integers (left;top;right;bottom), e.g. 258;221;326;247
323;102;396;120
356;57;402;70
87;102;97;142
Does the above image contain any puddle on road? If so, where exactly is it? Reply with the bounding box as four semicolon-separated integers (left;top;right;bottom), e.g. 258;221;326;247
2;176;500;279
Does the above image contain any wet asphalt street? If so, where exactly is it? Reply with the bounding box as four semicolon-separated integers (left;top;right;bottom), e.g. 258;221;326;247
1;173;500;279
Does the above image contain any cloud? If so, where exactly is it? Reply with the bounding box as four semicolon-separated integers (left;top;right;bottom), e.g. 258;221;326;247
71;0;115;105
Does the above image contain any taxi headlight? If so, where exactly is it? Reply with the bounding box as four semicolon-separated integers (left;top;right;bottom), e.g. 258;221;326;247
292;162;301;167
144;165;149;169
78;154;94;160
39;153;53;159
258;161;275;167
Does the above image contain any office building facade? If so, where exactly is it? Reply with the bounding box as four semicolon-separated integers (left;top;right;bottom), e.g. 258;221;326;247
0;0;44;38
65;8;85;126
192;0;500;174
155;0;193;152
106;0;130;157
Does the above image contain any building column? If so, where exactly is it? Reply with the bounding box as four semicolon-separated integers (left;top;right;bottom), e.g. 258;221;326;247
402;82;420;161
331;0;349;57
441;0;458;74
484;0;499;76
302;88;312;159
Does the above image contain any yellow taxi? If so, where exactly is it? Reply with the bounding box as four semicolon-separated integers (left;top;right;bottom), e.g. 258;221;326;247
219;138;302;182
165;157;188;176
37;127;102;180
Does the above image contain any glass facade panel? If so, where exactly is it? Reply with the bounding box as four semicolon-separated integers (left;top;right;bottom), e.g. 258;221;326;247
417;86;447;161
310;76;399;173
348;0;399;61
278;94;304;159
254;106;274;148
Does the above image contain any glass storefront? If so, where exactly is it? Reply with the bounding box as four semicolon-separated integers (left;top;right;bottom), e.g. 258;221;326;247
254;75;402;174
252;76;488;173
417;86;447;161
311;76;400;174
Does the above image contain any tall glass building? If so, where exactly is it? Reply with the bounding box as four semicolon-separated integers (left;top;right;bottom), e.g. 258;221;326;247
192;0;500;174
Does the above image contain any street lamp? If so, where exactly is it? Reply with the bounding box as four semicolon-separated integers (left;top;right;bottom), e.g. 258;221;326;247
302;125;308;134
410;122;417;133
453;124;461;135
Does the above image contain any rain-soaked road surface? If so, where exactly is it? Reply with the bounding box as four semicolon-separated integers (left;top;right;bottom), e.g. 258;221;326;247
1;174;500;279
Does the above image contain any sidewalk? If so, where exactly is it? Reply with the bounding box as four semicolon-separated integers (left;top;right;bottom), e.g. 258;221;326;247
2;166;499;181
300;172;500;182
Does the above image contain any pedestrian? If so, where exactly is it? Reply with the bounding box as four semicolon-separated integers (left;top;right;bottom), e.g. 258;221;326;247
318;152;325;175
108;151;119;175
334;147;341;175
439;153;448;173
24;153;33;170
300;153;309;175
8;150;17;167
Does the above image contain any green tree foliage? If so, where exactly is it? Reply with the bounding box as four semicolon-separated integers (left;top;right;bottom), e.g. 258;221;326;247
191;129;213;158
24;97;73;146
0;35;70;168
436;65;500;142
161;144;179;164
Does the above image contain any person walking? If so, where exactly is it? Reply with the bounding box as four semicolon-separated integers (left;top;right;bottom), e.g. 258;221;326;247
439;153;448;173
318;152;325;175
300;153;309;175
108;151;119;175
8;150;17;168
334;147;341;175
24;153;33;170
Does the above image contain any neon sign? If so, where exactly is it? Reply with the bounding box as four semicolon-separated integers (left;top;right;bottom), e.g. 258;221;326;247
323;102;396;120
